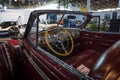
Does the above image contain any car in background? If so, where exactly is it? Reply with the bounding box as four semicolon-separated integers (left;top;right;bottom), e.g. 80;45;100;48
0;21;18;36
0;10;120;80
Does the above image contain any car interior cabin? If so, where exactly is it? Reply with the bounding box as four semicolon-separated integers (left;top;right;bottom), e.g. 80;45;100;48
38;29;120;80
26;10;120;80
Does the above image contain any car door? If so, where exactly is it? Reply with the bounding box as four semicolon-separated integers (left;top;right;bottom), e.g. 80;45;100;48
81;16;120;54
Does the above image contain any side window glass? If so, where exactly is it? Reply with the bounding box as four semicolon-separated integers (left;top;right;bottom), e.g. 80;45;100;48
29;19;37;45
85;16;109;32
86;17;99;31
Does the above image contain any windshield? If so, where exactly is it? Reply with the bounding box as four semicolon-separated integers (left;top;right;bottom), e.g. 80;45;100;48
28;10;91;48
30;12;87;32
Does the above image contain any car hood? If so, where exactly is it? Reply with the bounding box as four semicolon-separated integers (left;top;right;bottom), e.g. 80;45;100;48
0;26;11;31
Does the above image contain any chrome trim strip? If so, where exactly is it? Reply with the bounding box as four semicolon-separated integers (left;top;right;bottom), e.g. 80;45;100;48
23;49;50;80
3;44;13;72
37;47;93;79
0;44;9;68
30;51;61;80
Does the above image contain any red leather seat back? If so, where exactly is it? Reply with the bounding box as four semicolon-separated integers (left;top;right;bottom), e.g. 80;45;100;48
91;40;120;79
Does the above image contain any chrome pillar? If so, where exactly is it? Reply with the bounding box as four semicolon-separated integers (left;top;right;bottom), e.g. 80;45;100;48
87;0;91;12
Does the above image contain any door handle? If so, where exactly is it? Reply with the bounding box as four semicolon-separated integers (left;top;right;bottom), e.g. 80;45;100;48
100;43;110;47
94;35;102;39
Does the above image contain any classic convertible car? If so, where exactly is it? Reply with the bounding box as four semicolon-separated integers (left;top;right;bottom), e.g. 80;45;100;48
0;21;17;36
0;10;120;80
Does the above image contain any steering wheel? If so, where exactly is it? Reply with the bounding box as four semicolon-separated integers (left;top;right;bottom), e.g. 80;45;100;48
45;26;74;56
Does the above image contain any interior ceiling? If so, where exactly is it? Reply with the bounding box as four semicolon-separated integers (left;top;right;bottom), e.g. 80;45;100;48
78;0;119;10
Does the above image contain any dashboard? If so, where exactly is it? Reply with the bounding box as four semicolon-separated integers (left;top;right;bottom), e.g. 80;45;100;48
38;28;80;47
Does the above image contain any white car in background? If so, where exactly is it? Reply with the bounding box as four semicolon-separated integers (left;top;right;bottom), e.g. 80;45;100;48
0;21;17;36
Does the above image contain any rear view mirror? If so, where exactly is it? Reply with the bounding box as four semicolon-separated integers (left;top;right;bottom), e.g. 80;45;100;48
67;15;76;19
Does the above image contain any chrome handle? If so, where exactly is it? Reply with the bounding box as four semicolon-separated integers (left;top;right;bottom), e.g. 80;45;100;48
94;35;102;39
84;33;89;36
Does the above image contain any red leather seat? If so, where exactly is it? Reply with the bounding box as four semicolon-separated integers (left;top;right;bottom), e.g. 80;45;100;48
91;40;120;80
65;40;120;80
